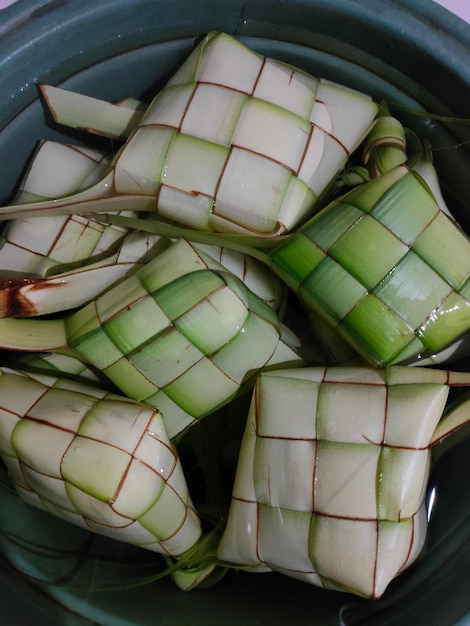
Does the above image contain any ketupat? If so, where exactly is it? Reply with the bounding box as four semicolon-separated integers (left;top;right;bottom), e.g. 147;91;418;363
269;164;470;366
217;365;470;598
0;367;202;557
111;31;378;235
11;140;111;205
0;140;132;276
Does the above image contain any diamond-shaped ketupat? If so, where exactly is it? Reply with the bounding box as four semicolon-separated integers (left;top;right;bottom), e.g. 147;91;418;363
64;239;303;439
269;164;470;366
217;365;470;599
0;368;201;557
112;31;379;235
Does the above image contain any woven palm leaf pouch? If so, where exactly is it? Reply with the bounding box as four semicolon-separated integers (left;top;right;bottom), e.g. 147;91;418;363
217;365;470;598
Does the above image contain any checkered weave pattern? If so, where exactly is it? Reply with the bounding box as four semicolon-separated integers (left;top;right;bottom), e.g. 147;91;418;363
194;242;287;311
218;366;455;598
113;32;377;235
65;239;285;438
270;166;470;366
0;368;201;556
0;142;126;276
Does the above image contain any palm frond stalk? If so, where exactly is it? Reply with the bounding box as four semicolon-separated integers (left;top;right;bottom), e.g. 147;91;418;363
0;231;287;319
6;351;109;387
